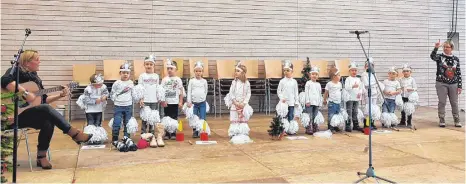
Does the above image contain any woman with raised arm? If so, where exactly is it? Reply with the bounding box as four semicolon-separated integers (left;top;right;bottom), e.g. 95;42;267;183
430;40;463;128
1;50;93;170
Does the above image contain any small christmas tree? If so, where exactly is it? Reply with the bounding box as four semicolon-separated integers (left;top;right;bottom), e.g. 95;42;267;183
268;116;285;140
1;92;20;183
299;57;312;92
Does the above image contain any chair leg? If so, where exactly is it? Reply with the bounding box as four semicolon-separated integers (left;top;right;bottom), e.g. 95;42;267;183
47;149;51;161
23;129;33;172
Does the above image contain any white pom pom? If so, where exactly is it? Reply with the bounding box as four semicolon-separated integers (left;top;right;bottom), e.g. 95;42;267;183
342;89;350;102
365;105;381;120
282;118;290;133
132;84;145;102
299;92;306;107
126;117;139;134
340;109;349;121
242;104;254;121
301;113;310;127
230;134;253;144
314;111;325;125
395;95;404;107
408;92;419;103
182;103;194;119
228;123;250;137
403;102;416;116
157;85;166;102
161;116;178;134
206;102;210;113
85;125;108;143
294;105;303;118
76;95;86;110
224;93;232;108
287;120;299;134
140;106;151;121
196;119;211;135
357;108;364;121
380;112;392;127
390;113;398;126
188;115;200;129
276;102;289;118
147;110;160;126
330;113;345;127
83;125;97;136
108;118;114;128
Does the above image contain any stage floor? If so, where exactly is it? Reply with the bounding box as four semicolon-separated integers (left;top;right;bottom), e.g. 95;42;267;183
6;106;465;183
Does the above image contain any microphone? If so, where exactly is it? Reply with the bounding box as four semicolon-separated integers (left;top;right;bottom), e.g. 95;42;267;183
349;30;368;34
25;28;31;36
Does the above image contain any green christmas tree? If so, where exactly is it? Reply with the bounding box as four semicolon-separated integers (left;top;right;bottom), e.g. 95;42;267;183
1;92;20;183
299;57;312;92
267;116;285;140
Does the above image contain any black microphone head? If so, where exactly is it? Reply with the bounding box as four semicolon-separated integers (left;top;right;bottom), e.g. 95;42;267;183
25;28;31;35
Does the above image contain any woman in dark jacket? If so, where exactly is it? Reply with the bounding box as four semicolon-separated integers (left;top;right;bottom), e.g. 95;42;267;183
430;40;462;128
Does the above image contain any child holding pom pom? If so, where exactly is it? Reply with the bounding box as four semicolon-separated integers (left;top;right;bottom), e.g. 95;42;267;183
399;64;417;128
344;62;364;132
187;61;208;138
304;66;323;135
381;67;402;128
277;60;300;135
161;59;185;140
77;73;109;144
323;68;344;133
138;54;161;135
110;62;138;144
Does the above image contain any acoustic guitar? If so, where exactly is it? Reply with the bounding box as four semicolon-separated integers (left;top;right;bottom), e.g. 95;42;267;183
1;81;78;116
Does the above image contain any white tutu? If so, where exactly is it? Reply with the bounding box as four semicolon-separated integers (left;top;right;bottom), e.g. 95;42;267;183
330;113;345;127
242;104;254;121
132;84;145;102
301;113;311;127
83;125;108;143
403;102;416;116
364;104;381;120
161;116;179;134
228;123;250;137
314;111;325;125
408;92;419;104
276;102;289;118
126;117;139;134
230;134;253;144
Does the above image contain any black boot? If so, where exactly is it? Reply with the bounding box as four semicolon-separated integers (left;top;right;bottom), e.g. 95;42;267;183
345;120;352;132
407;114;413;128
305;124;314;135
164;131;170;140
313;123;319;133
171;131;177;140
370;120;377;130
399;111;407;127
193;129;200;138
353;122;364;132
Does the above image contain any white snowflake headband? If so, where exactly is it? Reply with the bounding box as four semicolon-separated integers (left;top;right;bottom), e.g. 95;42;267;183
402;63;412;71
144;54;156;64
120;61;132;72
309;66;320;74
235;61;244;72
93;73;104;84
283;60;293;71
194;61;204;70
348;62;358;70
166;58;177;69
388;66;397;73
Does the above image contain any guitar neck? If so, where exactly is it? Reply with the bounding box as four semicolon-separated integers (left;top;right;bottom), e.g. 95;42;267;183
34;86;64;96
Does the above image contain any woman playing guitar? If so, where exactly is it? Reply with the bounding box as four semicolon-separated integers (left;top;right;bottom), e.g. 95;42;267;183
1;50;93;170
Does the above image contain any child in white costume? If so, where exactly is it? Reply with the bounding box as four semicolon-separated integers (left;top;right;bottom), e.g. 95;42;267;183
187;61;209;138
225;62;253;144
304;66;324;135
77;73;109;144
343;62;364;132
161;59;185;140
380;67;402;128
360;59;381;130
277;60;300;135
399;63;418;128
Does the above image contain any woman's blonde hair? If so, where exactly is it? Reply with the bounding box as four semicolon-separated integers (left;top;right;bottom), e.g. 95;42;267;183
19;50;39;71
236;65;247;83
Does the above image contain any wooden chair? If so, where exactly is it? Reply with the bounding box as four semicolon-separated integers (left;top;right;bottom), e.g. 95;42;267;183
188;58;216;117
240;60;266;113
291;60;304;79
264;60;283;114
103;60;127;81
216;60;237;116
72;64;96;86
133;60;145;82
161;58;184;78
310;60;329;78
335;58;351;77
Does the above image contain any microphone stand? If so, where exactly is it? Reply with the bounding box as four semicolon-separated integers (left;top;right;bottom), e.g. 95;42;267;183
10;28;31;183
352;31;396;184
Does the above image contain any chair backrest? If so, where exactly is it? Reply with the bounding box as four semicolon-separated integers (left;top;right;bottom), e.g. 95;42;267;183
240;60;259;78
264;60;283;78
292;60;304;78
73;64;96;86
216;60;236;79
103;60;127;81
310;60;329;78
189;58;209;78
334;58;351;77
133;60;145;81
161;58;184;78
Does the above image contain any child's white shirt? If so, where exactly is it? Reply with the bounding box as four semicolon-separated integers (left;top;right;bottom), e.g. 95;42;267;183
399;76;417;98
83;84;109;113
138;72;160;103
111;80;134;106
229;79;251;109
325;81;342;104
361;72;379;97
161;76;185;104
277;77;299;106
305;80;322;106
383;79;401;100
344;76;364;101
187;77;208;103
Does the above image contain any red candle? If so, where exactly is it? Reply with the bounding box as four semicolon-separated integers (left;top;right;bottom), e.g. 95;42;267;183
200;132;208;141
176;132;184;142
364;127;370;135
